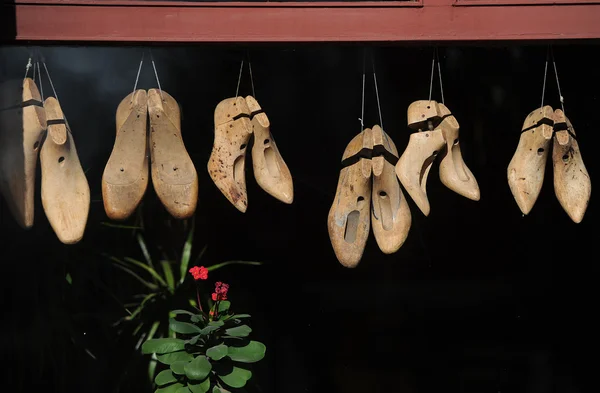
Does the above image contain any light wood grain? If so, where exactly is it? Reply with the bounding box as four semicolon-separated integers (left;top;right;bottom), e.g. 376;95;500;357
208;97;253;212
102;90;149;220
40;97;90;244
507;105;554;215
396;101;446;216
148;89;198;219
437;103;480;201
0;77;46;228
370;125;411;254
552;109;591;223
328;128;372;268
246;95;293;204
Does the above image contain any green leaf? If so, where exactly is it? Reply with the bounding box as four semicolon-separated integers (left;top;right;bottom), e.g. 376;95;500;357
176;386;191;393
224;325;252;337
148;354;158;383
226;341;266;363
172;310;197;317
187;335;201;346
188;378;211;393
157;383;185;393
206;261;262;272
180;219;195;284
184;355;212;381
208;320;224;327
155;370;178;386
142;338;186;354
100;222;143;229
218;366;252;388
200;325;220;335
136;232;155;269
111;261;159;290
161;260;175;293
147;320;161;341
169;318;202;334
123;256;168;287
157;351;194;365
65;272;72;285
206;344;228;361
229;314;251;319
171;361;189;375
212;387;230;393
217;301;230;313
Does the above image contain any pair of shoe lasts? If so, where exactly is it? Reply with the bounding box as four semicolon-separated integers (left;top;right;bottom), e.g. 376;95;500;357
0;77;90;244
328;125;411;268
102;89;198;220
508;106;591;223
396;100;480;216
208;95;293;212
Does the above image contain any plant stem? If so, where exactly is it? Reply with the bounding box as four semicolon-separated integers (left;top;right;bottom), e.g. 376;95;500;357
196;285;204;313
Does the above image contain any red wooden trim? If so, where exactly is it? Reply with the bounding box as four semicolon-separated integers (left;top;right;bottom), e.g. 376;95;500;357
13;0;423;8
6;0;600;42
454;0;600;6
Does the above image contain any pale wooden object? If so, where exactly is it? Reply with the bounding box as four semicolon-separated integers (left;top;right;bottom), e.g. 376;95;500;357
507;105;554;215
148;89;198;219
40;97;90;244
102;90;149;220
328;128;373;268
437;103;480;201
246;95;294;204
370;125;411;254
0;78;46;228
552;109;591;223
207;97;253;212
396;101;446;216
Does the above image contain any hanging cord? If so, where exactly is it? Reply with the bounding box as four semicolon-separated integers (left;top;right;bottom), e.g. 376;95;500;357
132;52;145;98
427;47;445;105
359;50;366;132
149;50;164;101
436;47;445;105
371;53;384;131
36;62;44;101
247;52;256;98
539;45;566;116
540;45;549;111
550;46;566;116
24;57;32;80
234;55;256;98
42;59;71;131
235;60;244;98
42;62;59;102
31;58;36;84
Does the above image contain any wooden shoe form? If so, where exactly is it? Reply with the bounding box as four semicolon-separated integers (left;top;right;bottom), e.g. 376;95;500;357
396;100;446;216
102;90;149;220
552;109;591;223
370;125;411;254
207;97;253;212
0;78;46;228
437;103;480;201
328;129;373;268
507;105;554;215
40;97;90;244
246;95;293;204
148;89;198;219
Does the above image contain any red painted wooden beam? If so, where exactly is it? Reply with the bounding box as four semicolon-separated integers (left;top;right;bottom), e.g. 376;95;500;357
5;0;600;42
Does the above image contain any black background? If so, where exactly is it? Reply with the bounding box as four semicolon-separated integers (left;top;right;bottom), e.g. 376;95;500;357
1;42;599;393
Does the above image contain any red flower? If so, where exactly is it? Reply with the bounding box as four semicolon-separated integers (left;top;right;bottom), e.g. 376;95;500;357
189;266;208;281
212;281;229;301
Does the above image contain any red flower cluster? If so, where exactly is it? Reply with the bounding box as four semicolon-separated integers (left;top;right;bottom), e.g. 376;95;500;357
211;281;229;301
189;266;208;281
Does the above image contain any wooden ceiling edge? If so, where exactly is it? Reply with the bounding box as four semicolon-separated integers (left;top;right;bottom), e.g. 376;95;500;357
3;1;600;42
